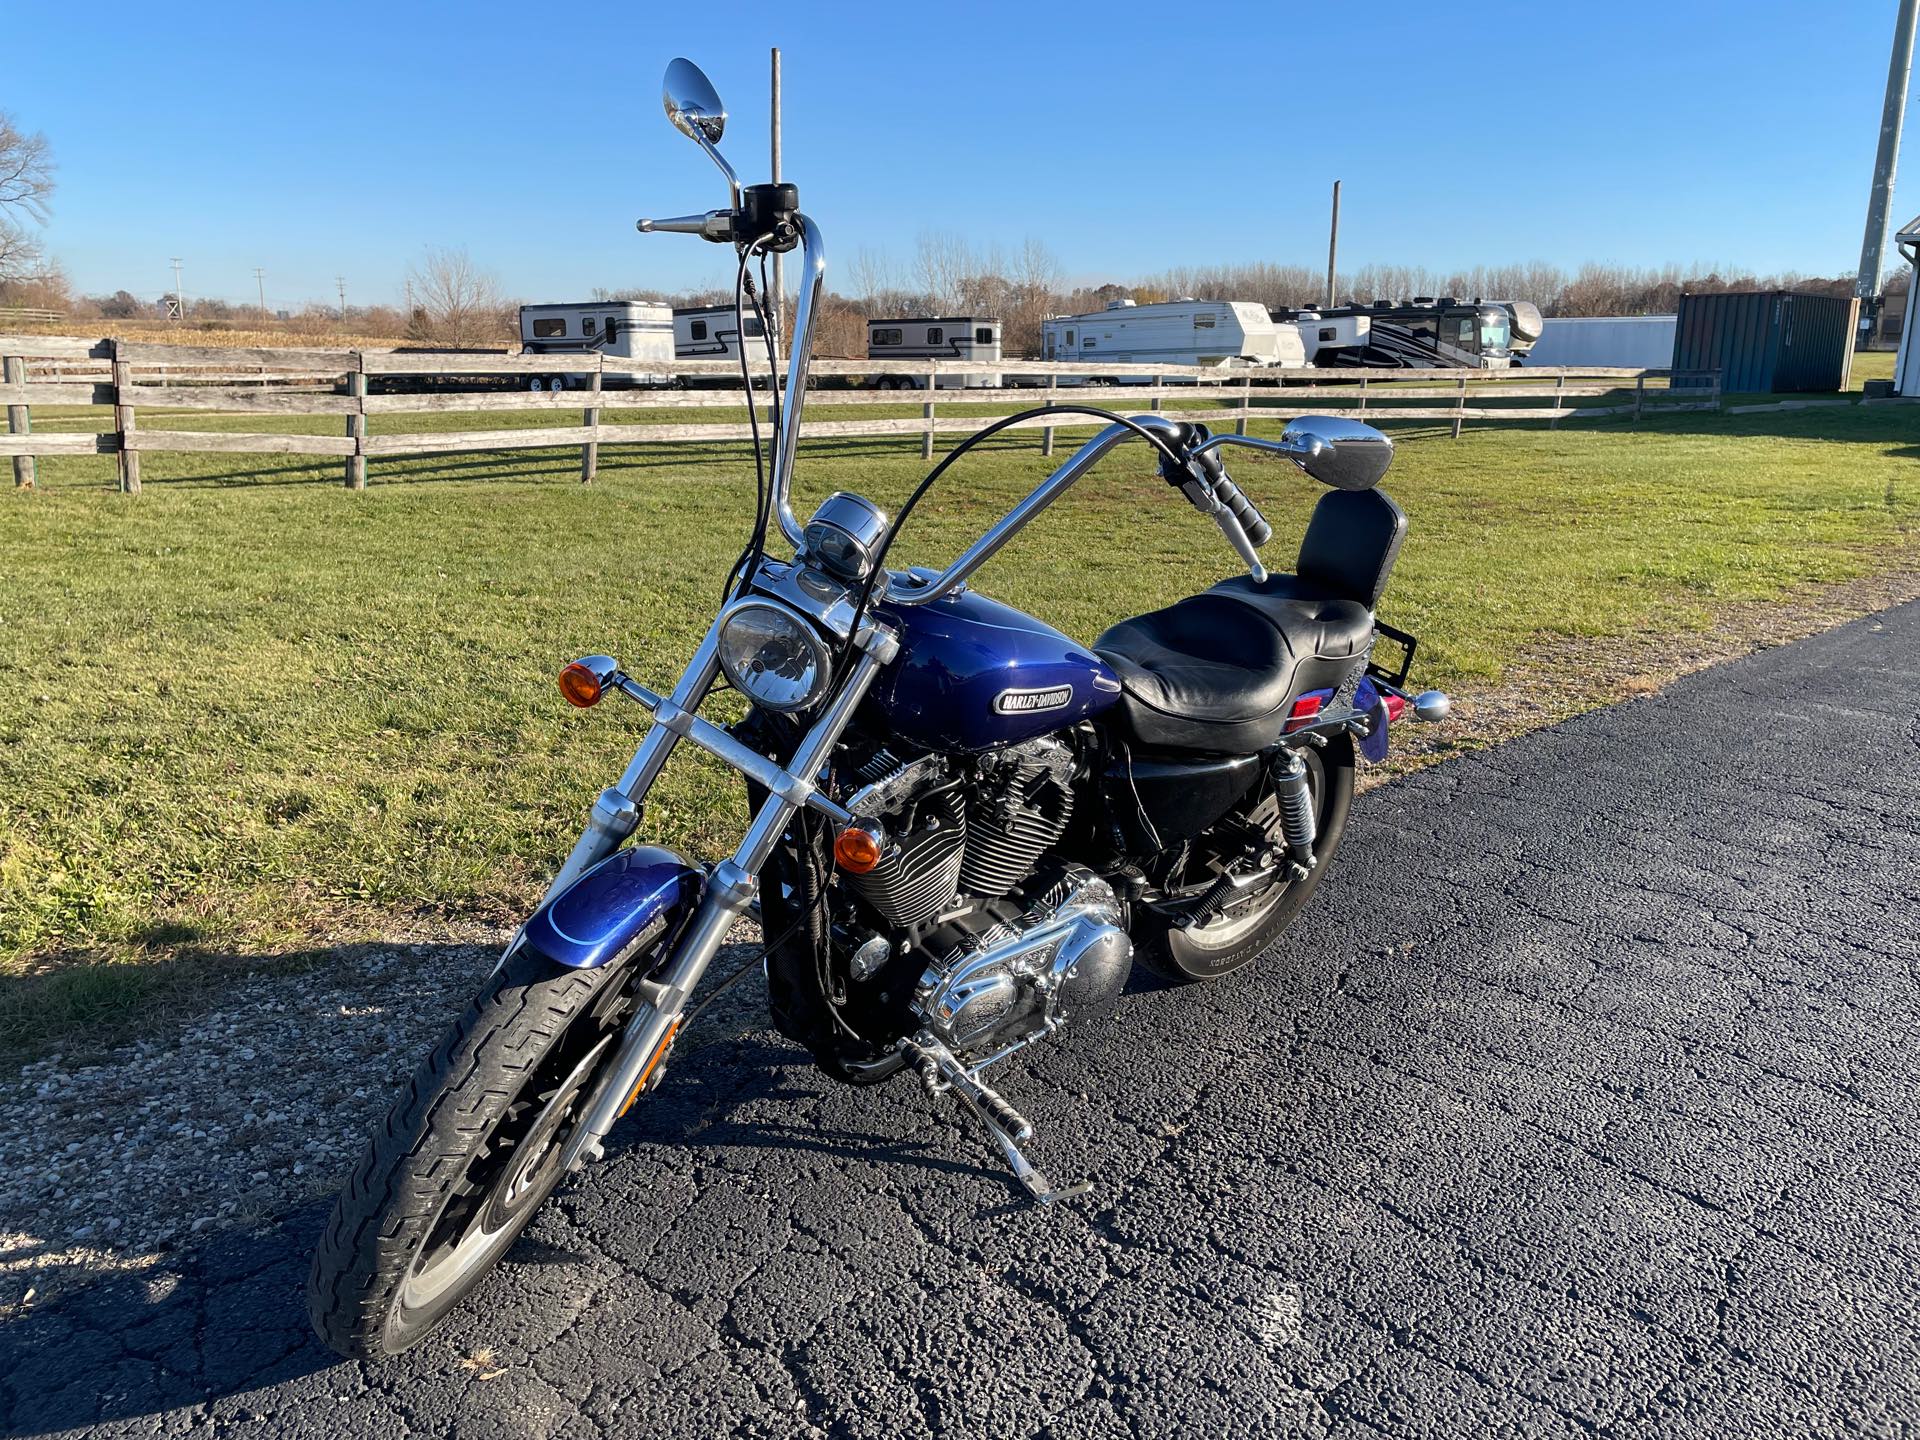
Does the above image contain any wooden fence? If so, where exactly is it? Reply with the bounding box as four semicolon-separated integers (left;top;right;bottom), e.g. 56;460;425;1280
0;335;1723;494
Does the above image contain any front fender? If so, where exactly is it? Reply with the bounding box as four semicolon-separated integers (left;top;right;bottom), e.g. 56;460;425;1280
522;844;702;970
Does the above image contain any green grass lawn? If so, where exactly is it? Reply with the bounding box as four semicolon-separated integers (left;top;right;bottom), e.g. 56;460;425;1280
3;402;1917;1051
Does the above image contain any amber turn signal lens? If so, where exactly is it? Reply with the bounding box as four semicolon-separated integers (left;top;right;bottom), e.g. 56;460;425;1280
834;825;884;874
557;662;604;708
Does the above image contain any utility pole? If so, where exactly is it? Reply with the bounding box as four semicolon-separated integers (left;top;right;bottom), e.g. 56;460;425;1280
1325;180;1342;308
770;46;784;350
1856;0;1918;347
253;267;267;322
170;257;186;321
336;276;347;319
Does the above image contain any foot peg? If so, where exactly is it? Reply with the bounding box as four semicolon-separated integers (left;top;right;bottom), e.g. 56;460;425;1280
898;1035;1091;1206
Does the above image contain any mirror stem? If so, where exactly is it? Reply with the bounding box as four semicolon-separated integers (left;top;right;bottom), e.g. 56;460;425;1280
691;129;742;209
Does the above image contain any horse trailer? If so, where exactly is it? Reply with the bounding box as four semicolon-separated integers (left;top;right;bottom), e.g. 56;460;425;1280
518;301;675;391
1039;299;1305;382
674;304;767;362
866;316;1002;389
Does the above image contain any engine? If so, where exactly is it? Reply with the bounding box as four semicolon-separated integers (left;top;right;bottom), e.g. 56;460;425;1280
838;734;1131;1061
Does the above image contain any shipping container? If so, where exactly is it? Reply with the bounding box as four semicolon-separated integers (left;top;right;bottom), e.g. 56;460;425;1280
1670;291;1859;394
1525;315;1677;370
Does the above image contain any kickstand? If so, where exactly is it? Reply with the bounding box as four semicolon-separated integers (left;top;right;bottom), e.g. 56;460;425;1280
898;1035;1092;1206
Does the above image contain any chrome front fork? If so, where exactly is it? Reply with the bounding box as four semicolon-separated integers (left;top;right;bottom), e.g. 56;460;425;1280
556;623;898;1170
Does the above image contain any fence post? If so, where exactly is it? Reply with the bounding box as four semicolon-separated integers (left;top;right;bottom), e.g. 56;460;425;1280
1550;371;1567;429
1632;373;1646;423
1237;374;1251;436
1451;374;1467;440
1150;375;1163;414
3;352;32;489
1042;371;1058;457
922;361;937;460
1357;375;1369;418
1711;370;1723;413
580;355;603;484
112;338;140;495
345;351;367;489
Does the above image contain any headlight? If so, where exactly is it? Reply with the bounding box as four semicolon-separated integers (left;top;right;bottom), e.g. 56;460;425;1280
715;599;830;712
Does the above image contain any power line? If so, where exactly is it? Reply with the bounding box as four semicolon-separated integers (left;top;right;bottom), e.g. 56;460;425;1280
253;267;267;321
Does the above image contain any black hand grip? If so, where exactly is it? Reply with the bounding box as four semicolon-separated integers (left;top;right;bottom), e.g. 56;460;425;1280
1212;475;1273;548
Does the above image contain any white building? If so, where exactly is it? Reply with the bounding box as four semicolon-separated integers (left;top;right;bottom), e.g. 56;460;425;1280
1524;316;1678;371
1895;214;1920;398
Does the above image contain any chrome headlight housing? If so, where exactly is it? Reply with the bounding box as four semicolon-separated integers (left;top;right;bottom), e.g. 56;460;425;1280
715;598;831;712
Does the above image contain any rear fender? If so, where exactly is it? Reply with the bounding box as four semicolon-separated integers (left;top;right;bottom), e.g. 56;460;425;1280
522;845;702;970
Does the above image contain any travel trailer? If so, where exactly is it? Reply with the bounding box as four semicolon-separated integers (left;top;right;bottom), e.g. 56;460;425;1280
674;303;765;361
866;316;1002;388
1278;299;1515;369
518;301;674;390
1895;214;1920;398
1039;299;1306;382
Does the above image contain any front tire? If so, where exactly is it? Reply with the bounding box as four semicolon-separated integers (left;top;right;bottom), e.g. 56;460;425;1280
1135;736;1355;983
308;948;640;1359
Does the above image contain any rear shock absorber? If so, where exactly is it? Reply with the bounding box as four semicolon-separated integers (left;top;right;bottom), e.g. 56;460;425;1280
1271;751;1317;866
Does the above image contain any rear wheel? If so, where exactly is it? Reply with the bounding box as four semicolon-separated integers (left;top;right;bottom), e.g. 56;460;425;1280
308;947;646;1358
1135;736;1355;983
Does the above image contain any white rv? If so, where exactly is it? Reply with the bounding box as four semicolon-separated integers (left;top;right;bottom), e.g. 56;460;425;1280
866;316;1002;389
674;304;765;362
518;301;674;391
1292;312;1372;365
1893;213;1920;398
1039;299;1305;382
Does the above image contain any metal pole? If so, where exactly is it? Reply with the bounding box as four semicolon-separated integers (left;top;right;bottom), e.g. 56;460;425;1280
336;276;348;320
771;46;784;350
254;267;266;323
170;257;185;321
1325;180;1341;309
1856;0;1918;346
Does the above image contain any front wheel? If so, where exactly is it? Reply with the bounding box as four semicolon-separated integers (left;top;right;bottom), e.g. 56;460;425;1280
308;948;642;1358
1134;735;1355;984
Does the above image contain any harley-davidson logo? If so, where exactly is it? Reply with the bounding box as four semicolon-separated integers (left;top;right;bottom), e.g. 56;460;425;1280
994;684;1074;715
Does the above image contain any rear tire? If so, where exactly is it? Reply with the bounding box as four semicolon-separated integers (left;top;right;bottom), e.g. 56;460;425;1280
1134;736;1355;984
308;948;640;1359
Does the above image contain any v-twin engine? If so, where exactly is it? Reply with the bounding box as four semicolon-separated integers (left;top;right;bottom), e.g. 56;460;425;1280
909;867;1131;1062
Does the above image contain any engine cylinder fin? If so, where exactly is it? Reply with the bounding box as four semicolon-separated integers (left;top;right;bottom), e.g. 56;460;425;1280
844;788;965;928
959;765;1074;899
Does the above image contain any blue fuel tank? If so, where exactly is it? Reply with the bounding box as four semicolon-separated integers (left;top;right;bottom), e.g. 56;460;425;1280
866;587;1121;752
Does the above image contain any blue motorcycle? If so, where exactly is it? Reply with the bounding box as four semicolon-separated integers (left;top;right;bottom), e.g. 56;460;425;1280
310;57;1449;1359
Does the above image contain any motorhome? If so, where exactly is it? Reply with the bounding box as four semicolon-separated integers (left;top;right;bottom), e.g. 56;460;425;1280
866;316;1002;389
1489;300;1545;360
674;303;765;361
518;301;674;390
1278;298;1515;369
1039;298;1306;382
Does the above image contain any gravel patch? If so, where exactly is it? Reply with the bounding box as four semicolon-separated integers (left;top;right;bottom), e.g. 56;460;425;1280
0;926;770;1311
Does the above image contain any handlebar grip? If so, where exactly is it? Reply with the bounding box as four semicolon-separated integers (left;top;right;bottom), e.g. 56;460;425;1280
1212;476;1272;548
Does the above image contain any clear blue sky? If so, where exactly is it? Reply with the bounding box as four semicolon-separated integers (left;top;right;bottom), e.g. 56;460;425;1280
8;0;1916;308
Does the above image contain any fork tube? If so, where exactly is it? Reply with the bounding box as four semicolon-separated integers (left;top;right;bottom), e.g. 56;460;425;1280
567;640;893;1157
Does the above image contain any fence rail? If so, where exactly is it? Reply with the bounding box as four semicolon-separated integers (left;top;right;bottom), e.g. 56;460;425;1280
0;335;1722;493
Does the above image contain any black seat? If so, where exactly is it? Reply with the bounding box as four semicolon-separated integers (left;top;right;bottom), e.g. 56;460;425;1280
1092;489;1406;752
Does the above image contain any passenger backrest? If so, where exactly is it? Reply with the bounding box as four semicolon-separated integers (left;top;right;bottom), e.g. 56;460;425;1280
1296;488;1408;608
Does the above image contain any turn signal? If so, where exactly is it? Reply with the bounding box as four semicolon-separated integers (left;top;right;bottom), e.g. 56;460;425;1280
834;824;885;874
1284;693;1325;733
558;662;604;708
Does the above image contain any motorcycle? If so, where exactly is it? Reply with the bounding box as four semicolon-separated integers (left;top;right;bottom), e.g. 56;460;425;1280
309;56;1450;1360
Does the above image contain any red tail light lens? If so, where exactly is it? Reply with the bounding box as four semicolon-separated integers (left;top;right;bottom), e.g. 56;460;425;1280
1284;694;1325;732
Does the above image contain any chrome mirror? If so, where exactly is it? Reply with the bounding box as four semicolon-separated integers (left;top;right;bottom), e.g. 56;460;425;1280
1280;415;1394;491
663;59;727;144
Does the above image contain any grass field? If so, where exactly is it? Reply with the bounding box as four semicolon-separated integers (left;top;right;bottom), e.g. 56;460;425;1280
3;399;1917;1052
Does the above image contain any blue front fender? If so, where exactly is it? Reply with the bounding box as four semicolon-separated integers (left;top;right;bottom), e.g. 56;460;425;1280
522;845;702;970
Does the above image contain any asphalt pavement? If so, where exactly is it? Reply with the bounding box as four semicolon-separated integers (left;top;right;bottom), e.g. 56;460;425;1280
5;599;1919;1439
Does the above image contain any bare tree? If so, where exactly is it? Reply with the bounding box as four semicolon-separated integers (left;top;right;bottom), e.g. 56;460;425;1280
405;245;510;344
0;111;55;286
